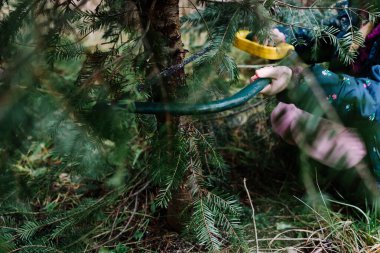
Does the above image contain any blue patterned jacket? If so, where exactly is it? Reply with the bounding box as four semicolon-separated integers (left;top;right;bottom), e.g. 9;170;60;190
278;1;380;180
281;64;380;180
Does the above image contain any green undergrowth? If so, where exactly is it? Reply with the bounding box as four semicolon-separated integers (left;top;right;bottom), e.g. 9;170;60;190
2;101;380;253
2;1;380;252
209;101;380;252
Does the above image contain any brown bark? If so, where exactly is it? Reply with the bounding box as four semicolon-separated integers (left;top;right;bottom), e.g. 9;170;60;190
137;0;185;126
149;0;185;95
136;0;190;231
300;0;314;6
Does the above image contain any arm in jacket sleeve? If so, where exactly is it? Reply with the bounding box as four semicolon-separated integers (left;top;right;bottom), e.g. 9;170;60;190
279;64;380;126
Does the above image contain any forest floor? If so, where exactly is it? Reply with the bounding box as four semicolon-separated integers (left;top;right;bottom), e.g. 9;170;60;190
3;33;380;253
116;104;380;252
3;93;380;253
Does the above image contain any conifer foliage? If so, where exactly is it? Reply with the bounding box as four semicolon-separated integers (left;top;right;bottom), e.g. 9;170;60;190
0;0;379;252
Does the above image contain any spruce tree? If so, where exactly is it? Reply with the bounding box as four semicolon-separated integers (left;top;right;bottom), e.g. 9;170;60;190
0;0;379;252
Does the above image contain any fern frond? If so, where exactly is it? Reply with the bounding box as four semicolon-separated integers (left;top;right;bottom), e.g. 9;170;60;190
47;37;84;63
18;221;41;241
155;156;187;208
191;197;222;251
0;0;32;59
206;191;242;216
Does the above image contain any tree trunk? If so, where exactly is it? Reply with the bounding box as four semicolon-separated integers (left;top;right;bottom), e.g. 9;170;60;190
137;0;185;127
136;0;189;231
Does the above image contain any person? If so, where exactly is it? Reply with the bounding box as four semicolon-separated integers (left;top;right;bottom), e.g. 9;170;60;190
251;2;380;193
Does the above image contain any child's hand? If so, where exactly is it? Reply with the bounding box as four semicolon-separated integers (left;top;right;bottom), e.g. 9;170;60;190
247;28;286;46
350;22;374;51
250;66;292;96
266;28;286;46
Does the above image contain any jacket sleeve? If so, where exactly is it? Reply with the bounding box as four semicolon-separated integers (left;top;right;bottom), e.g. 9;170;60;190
280;64;380;126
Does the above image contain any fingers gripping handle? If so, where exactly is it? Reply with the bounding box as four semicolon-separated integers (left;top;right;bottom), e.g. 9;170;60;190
116;51;300;115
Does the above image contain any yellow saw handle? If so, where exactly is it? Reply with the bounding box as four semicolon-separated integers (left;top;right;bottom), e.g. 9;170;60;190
234;30;294;60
